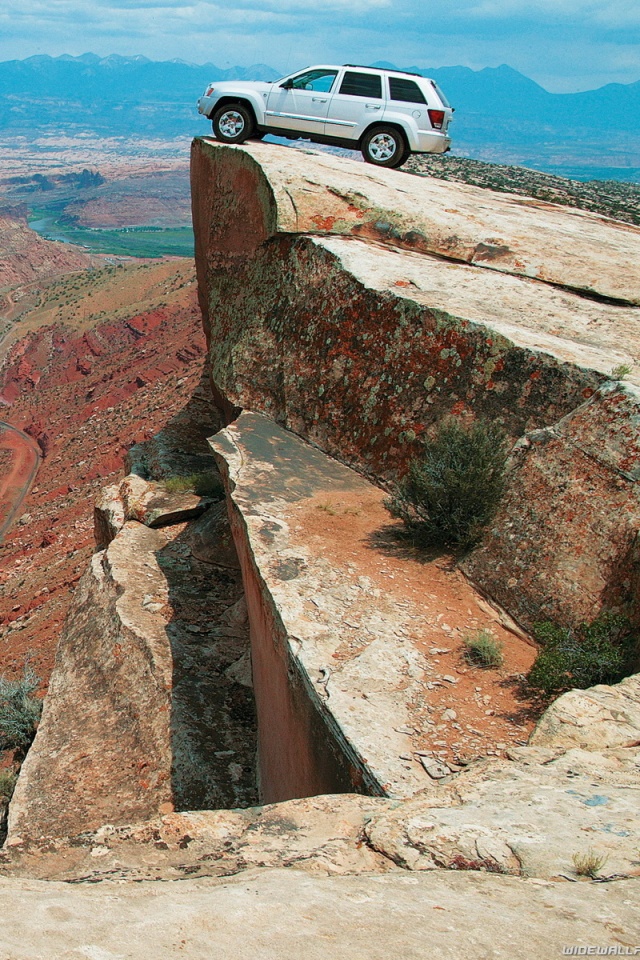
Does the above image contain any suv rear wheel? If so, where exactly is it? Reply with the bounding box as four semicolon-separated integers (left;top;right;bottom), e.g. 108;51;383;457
361;126;408;169
212;103;254;144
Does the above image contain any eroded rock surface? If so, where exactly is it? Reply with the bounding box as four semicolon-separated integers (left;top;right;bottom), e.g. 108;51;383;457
366;745;640;879
0;868;637;960
1;794;390;882
8;496;257;844
531;673;640;750
3;142;639;955
192;139;640;634
463;383;640;630
191;140;640;305
211;410;539;802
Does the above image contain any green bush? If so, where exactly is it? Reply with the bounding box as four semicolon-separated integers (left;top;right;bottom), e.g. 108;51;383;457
0;667;42;754
386;418;509;549
527;613;632;696
464;629;504;668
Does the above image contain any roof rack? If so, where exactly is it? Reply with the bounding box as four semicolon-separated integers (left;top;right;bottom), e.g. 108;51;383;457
343;64;423;78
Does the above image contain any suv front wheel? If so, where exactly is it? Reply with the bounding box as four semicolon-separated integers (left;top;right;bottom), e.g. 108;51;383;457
212;103;254;144
361;126;408;169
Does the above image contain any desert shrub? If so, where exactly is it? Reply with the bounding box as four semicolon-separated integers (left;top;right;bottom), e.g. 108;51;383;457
0;666;42;754
164;471;224;499
0;770;17;802
609;363;631;381
464;629;504;668
527;613;632;696
572;849;608;879
386;418;509;550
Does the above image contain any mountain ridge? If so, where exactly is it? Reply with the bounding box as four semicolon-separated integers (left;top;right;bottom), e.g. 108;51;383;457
0;54;638;181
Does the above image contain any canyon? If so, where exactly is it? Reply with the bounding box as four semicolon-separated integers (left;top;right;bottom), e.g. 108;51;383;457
0;141;639;956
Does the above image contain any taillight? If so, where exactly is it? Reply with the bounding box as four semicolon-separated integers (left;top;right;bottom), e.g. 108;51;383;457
205;85;215;97
428;109;445;129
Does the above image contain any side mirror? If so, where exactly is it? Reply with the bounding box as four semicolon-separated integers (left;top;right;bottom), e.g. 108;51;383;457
281;79;293;89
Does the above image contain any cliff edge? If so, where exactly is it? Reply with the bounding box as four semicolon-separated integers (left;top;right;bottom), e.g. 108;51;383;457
192;139;640;634
2;142;639;957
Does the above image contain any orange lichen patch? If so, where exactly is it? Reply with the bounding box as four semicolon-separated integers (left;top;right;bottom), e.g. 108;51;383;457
288;487;539;764
310;215;338;231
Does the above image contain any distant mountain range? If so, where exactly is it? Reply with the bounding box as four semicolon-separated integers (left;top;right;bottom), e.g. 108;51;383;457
1;54;638;182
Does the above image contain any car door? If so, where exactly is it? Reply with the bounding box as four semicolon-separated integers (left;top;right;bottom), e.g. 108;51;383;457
265;68;339;135
323;70;384;142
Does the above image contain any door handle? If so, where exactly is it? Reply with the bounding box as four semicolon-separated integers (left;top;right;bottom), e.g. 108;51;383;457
312;97;328;102
366;104;381;110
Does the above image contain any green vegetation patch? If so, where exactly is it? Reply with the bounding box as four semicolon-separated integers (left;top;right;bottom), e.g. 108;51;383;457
572;849;609;879
527;613;634;696
29;212;194;258
164;471;225;499
463;629;504;668
0;665;42;755
386;418;509;550
0;770;17;802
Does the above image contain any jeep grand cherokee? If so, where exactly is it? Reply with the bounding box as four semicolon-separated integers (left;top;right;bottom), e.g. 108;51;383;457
197;64;453;169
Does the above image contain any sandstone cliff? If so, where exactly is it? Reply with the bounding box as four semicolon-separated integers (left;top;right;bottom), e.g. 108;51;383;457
191;140;640;635
1;143;639;958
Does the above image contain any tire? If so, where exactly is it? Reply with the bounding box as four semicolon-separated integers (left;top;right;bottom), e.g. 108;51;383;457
361;126;408;169
212;104;254;144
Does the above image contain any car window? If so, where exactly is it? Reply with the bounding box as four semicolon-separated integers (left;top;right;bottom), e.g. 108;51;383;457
389;77;427;105
430;80;451;108
338;71;382;99
286;69;338;93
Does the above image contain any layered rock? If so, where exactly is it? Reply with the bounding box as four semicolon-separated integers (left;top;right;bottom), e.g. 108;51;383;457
191;139;640;633
531;672;640;750
191;140;640;305
210;411;539;803
0;211;93;291
0;260;205;686
3;142;640;954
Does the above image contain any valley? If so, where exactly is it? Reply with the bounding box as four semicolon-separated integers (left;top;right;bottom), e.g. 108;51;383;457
0;129;193;259
0;256;201;685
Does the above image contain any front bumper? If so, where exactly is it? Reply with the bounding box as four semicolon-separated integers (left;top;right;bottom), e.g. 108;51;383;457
197;95;216;118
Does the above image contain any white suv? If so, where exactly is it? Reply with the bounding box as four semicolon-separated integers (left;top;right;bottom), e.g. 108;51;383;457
197;64;453;169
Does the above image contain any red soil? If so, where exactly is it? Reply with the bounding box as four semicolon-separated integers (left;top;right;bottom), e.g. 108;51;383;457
0;425;40;541
290;489;542;764
0;263;208;689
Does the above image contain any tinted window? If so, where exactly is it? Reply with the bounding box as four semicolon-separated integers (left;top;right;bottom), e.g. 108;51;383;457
339;71;382;99
389;77;427;104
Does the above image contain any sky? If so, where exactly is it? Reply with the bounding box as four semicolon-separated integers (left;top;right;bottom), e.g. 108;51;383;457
0;0;638;93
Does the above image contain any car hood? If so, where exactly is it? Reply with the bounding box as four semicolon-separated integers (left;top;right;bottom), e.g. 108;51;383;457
206;80;274;94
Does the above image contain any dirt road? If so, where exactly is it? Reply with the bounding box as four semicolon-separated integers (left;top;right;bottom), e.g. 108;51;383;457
0;422;40;544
